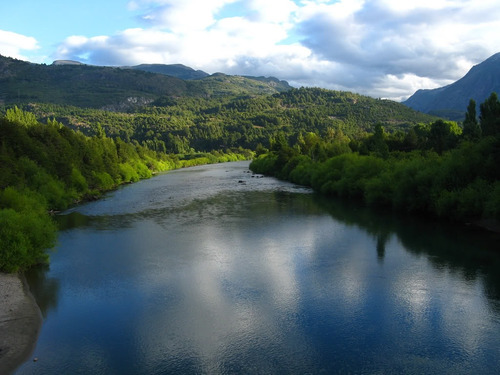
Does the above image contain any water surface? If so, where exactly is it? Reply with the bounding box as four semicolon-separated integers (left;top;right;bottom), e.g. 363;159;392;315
18;161;500;374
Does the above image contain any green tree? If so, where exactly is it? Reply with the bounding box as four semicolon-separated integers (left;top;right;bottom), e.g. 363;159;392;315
5;106;38;127
91;122;106;138
365;123;389;157
429;120;461;154
479;92;500;137
0;188;57;272
462;99;481;141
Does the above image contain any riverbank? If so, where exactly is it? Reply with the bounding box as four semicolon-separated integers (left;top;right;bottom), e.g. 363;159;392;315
0;272;41;375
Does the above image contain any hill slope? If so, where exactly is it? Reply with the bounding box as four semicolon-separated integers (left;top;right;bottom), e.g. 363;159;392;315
21;87;437;155
124;64;291;93
403;52;500;120
0;56;188;108
126;63;210;80
0;55;291;108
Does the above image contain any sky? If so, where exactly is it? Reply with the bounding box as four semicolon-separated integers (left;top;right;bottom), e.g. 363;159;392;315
1;0;499;101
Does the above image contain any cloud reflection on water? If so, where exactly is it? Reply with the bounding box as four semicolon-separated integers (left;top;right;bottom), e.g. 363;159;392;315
20;161;500;375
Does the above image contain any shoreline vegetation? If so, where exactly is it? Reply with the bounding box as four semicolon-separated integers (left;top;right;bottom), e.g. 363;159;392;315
250;94;500;231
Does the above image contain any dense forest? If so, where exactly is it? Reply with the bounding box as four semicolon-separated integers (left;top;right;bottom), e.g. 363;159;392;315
250;94;500;226
0;107;250;272
13;88;436;154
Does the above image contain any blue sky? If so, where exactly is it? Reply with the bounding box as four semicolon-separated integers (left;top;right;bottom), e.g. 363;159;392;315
1;0;499;100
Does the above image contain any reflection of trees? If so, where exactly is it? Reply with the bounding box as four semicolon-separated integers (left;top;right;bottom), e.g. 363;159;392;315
55;212;92;230
24;264;60;318
376;233;389;262
314;194;500;304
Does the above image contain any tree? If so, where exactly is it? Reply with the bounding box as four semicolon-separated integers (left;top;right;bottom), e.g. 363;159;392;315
91;122;106;139
429;120;461;154
402;128;418;151
5;106;38;127
365;123;389;158
462;99;481;141
479;92;500;137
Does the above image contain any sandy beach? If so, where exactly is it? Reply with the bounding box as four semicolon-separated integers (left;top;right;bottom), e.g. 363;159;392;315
0;272;42;375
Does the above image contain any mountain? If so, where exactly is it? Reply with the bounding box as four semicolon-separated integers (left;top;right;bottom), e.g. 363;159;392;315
124;64;291;91
126;65;291;92
403;52;500;120
126;63;209;80
0;55;291;109
52;60;85;66
185;72;291;97
0;55;188;108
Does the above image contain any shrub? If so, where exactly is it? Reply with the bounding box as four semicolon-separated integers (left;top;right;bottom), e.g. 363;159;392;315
0;188;57;272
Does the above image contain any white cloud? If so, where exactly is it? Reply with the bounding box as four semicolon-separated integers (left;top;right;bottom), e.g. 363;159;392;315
247;0;298;23
52;0;500;100
131;0;238;32
293;0;500;99
0;29;39;61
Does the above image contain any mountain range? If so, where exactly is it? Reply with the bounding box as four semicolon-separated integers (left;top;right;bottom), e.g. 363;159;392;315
3;52;498;122
403;52;500;120
0;55;291;109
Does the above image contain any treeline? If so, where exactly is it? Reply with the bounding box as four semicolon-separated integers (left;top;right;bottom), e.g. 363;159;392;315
250;93;500;224
0;108;250;272
12;87;436;155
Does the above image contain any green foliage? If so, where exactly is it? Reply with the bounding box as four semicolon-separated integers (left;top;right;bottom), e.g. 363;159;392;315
485;182;500;218
362;123;389;158
479;92;500;137
0;188;57;272
11;86;437;156
462;99;481;140
5;106;38;126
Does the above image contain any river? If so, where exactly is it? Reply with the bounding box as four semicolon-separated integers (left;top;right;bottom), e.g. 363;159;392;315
16;161;500;374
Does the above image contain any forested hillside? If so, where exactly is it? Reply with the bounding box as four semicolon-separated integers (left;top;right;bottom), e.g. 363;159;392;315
14;88;436;154
0;55;290;109
251;94;500;226
126;63;210;80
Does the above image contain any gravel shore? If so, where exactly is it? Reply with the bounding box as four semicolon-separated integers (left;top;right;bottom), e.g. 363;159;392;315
0;272;42;375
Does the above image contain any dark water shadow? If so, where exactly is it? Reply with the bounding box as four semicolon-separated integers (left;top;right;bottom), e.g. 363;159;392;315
314;194;500;304
24;265;60;318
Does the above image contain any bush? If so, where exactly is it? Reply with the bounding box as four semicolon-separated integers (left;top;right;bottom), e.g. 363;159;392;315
119;163;140;183
288;156;315;186
250;153;278;175
90;171;116;191
0;188;57;272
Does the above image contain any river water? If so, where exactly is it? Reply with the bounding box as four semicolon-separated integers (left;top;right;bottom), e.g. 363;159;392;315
16;161;500;374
